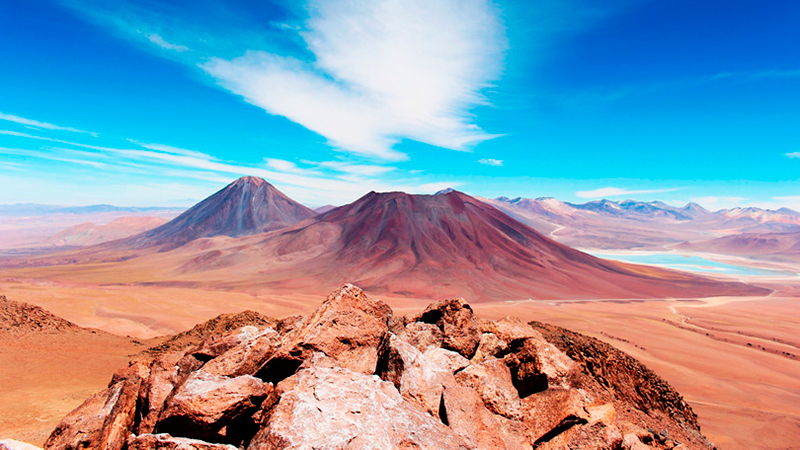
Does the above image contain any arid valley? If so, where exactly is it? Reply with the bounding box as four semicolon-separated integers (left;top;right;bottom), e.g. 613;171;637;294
4;3;800;448
1;177;798;450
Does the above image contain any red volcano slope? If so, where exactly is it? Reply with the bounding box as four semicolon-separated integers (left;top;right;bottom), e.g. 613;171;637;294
126;176;316;251
233;190;767;300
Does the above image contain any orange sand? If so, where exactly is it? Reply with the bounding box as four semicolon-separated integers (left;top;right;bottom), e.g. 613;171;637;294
0;276;797;450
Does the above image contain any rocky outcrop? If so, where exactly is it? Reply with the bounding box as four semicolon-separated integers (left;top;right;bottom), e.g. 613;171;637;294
271;283;392;375
529;321;704;433
43;364;146;449
0;296;79;333
143;311;278;358
409;297;481;358
43;284;713;450
248;363;470;449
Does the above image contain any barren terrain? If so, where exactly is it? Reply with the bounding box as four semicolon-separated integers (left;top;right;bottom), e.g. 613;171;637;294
0;274;797;449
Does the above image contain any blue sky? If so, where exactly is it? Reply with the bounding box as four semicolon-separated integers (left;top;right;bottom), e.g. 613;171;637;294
1;0;799;208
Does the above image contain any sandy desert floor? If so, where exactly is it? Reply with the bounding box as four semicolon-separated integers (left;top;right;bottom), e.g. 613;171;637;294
471;293;800;450
0;326;144;445
0;276;798;449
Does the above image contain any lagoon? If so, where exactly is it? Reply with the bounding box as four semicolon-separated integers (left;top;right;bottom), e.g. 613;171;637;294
587;251;797;277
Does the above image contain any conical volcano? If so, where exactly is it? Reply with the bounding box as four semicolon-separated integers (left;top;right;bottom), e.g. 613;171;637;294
180;189;767;300
128;176;316;250
2;186;767;301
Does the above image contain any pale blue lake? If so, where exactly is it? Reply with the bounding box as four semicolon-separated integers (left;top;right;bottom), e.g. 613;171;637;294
587;251;797;277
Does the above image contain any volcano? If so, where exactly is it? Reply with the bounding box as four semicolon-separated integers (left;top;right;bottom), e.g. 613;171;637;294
1;186;768;300
126;176;316;250
166;189;767;300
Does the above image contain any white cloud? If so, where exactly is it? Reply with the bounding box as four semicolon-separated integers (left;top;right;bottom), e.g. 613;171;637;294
0;146;107;169
0;112;97;136
128;140;213;159
576;186;682;199
202;0;505;161
264;158;316;175
1;130;461;205
317;161;394;177
146;33;190;52
786;152;800;158
478;158;503;166
0;130;121;151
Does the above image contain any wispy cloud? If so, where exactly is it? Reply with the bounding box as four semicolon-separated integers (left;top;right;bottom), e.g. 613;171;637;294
1;130;119;151
128;140;213;159
1;130;459;204
576;186;681;199
317;161;395;177
146;33;189;52
61;0;507;161
0;112;97;136
478;158;503;166
786;152;800;158
0;146;108;169
201;0;506;161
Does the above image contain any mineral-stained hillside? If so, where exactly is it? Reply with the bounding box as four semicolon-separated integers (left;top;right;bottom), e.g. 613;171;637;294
42;285;714;449
0;295;79;333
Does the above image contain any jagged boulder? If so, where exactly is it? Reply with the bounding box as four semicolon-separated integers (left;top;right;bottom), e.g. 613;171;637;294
454;357;524;420
44;363;146;450
190;326;261;362
409;298;481;359
440;385;527;450
248;365;471;449
268;284;392;375
521;388;591;442
127;434;237;450
423;347;470;373
138;352;186;434
202;328;280;377
156;370;271;444
375;333;455;416
472;332;509;361
397;321;443;352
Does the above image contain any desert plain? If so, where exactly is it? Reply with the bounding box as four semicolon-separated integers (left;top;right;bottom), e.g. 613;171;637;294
0;267;798;450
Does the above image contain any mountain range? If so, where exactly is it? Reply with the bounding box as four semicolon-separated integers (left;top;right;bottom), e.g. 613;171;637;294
482;196;800;250
0;176;768;301
678;230;800;262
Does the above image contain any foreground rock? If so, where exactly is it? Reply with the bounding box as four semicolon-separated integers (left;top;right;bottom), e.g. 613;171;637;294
127;434;236;450
249;364;470;449
0;440;43;450
44;284;714;450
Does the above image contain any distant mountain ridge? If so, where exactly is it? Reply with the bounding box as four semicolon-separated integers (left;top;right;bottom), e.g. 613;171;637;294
678;230;800;262
0;204;184;217
104;188;766;301
484;196;800;250
571;199;710;221
0;179;771;300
